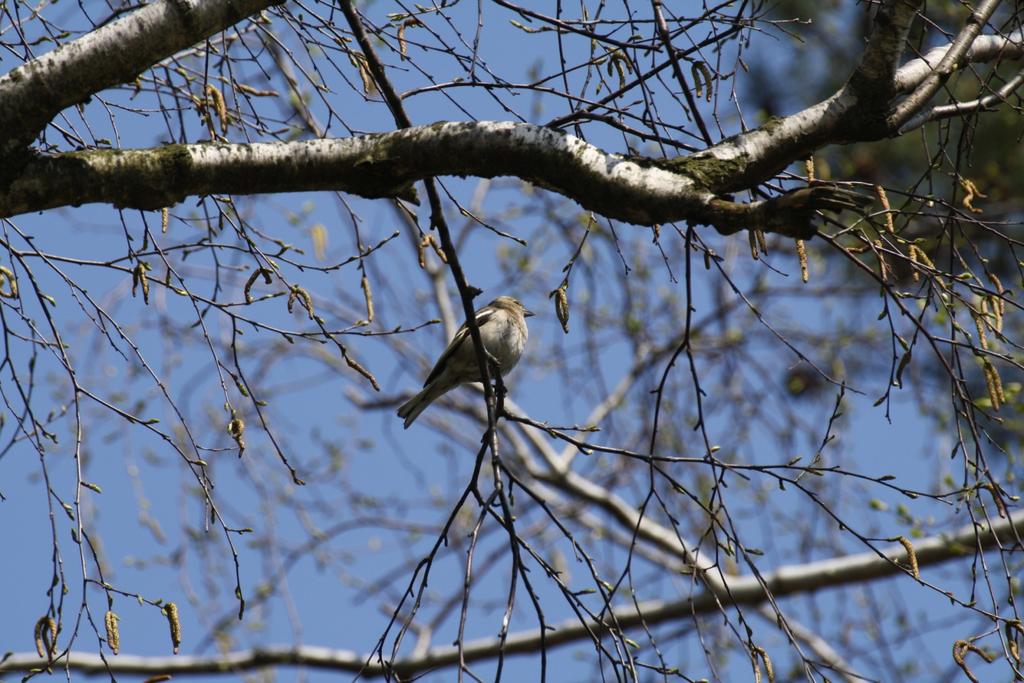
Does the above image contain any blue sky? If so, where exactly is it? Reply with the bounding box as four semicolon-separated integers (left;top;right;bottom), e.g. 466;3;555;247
1;2;1018;682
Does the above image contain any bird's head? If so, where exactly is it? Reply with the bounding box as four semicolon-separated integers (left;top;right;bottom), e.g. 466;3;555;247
490;295;534;318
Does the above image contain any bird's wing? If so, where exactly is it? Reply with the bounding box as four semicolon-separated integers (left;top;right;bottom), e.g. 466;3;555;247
423;307;495;386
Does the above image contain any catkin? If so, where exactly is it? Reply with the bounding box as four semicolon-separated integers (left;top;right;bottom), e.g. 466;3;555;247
34;616;57;659
165;602;181;654
552;285;570;333
361;274;374;323
205;84;228;133
0;265;18;299
896;536;919;579
795;240;809;282
105;610;120;655
874;185;895;233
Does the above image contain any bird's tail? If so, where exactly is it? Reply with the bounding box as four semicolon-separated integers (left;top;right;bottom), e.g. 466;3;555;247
396;382;445;429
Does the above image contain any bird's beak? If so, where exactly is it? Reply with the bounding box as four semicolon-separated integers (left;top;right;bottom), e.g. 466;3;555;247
524;308;535;318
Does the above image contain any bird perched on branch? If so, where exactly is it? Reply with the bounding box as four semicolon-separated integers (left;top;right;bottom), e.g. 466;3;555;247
397;296;533;429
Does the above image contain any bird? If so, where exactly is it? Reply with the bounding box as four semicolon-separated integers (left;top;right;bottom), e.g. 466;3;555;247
397;296;533;429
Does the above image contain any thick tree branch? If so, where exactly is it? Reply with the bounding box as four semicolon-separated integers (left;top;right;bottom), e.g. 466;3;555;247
0;0;281;157
2;0;1022;240
3;510;1019;678
894;28;1024;93
848;0;925;97
695;6;1024;189
3;0;1019;241
1;1;1021;679
689;91;864;193
889;0;1004;128
899;65;1024;132
0;122;864;238
687;2;925;189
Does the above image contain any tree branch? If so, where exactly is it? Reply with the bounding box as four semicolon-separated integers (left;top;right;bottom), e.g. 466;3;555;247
894;28;1024;94
889;0;1004;128
899;65;1024;132
0;0;282;156
3;510;1019;678
848;0;925;98
3;0;1023;239
754;605;865;683
684;2;926;189
693;6;1024;188
0;122;865;238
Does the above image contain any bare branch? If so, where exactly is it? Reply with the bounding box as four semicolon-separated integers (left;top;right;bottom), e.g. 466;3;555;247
848;0;926;97
889;0;1005;128
0;123;867;238
895;28;1024;94
899;65;1024;132
3;510;1019;678
0;0;281;156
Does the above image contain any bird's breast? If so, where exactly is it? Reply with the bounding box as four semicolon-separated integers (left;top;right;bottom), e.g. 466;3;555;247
480;316;526;372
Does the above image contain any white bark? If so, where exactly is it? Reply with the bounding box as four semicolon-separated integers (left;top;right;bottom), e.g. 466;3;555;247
2;510;1019;678
699;8;1024;189
1;0;1022;236
0;2;1022;679
0;122;801;234
894;29;1024;93
0;0;280;155
889;0;1006;127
